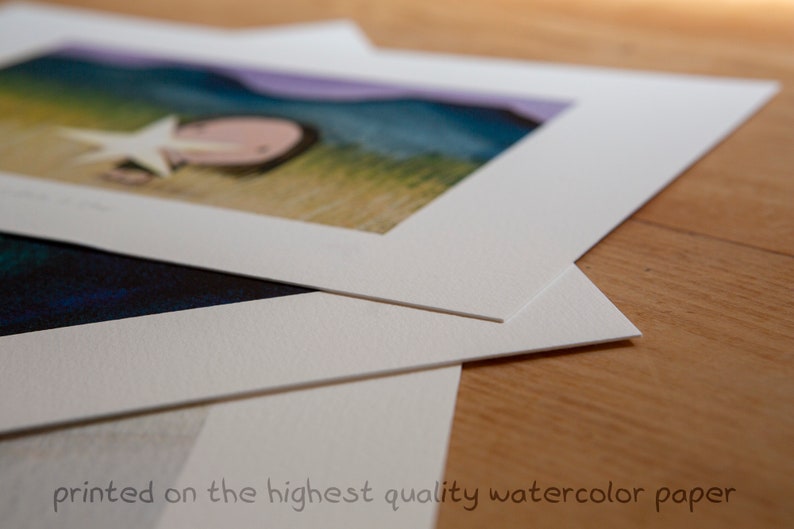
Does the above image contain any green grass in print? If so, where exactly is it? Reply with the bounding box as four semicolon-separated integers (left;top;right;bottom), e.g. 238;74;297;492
0;48;544;233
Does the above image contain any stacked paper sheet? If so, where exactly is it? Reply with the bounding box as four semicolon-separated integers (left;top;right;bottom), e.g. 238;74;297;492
0;3;776;528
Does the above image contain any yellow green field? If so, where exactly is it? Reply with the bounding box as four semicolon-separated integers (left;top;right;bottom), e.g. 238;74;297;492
0;78;478;234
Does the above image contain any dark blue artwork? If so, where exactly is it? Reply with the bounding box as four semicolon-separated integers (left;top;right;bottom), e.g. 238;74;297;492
0;233;311;337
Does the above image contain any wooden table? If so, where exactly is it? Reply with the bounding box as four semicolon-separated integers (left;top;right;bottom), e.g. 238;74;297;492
14;1;794;527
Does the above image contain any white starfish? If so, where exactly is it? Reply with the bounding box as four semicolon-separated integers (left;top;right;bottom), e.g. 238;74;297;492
59;115;236;177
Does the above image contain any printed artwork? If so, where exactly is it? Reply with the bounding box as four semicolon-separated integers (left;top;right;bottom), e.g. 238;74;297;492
0;233;311;337
0;45;567;233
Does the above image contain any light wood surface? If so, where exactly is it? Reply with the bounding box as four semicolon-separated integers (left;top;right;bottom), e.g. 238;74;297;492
8;1;794;527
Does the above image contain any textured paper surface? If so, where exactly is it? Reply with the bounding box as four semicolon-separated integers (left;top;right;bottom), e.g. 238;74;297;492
1;18;454;529
155;366;461;529
0;8;638;435
0;3;778;321
0;365;460;529
0;263;637;433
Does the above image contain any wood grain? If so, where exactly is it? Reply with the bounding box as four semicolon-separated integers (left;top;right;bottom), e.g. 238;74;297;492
441;219;793;528
4;1;793;527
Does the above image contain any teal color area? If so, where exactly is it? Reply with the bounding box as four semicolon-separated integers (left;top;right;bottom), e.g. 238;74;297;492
1;54;539;162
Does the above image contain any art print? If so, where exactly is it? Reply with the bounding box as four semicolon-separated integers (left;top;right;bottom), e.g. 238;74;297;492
0;16;774;321
0;45;564;234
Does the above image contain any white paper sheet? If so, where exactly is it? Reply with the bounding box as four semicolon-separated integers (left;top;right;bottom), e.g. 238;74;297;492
0;364;460;529
0;261;637;433
0;3;777;321
1;18;455;529
0;2;370;56
0;6;638;435
158;25;455;529
156;366;461;529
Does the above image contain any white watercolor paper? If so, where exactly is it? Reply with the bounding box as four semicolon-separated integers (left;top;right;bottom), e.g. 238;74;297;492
1;18;453;529
155;366;461;529
0;5;637;435
0;364;460;529
0;260;637;433
0;3;777;321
